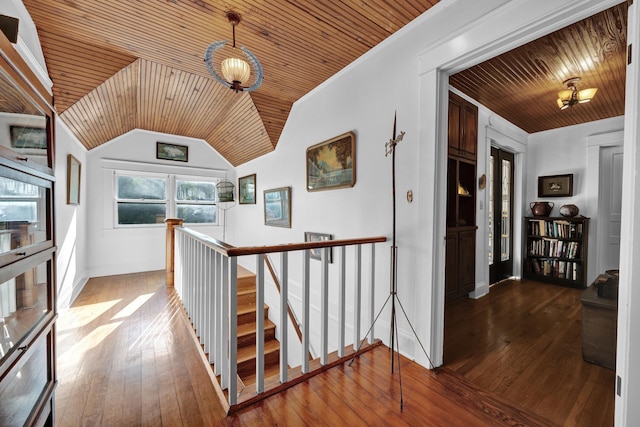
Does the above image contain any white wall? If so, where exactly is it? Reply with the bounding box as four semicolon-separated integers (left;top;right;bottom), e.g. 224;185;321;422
55;122;89;311
85;129;234;278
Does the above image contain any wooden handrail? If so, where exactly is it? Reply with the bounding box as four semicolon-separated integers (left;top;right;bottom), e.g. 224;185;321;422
263;254;313;361
228;236;387;257
177;226;236;255
175;227;387;258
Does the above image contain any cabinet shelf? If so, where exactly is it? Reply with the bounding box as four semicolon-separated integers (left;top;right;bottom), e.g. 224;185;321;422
523;216;589;288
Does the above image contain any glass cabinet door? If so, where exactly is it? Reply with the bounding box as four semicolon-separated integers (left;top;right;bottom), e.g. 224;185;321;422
0;252;54;364
0;68;52;172
0;170;52;265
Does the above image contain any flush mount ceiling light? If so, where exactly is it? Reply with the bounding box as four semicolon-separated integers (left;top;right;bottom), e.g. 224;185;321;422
556;77;597;110
204;11;263;93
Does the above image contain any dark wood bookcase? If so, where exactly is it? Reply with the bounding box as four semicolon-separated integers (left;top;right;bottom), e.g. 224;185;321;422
523;216;590;289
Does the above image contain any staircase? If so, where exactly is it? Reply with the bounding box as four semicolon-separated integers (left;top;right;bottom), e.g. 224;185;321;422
236;266;281;385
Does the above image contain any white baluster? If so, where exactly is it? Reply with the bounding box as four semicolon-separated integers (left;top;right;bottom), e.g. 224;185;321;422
280;253;289;382
256;254;265;393
338;246;346;357
228;256;238;405
353;244;362;351
302;249;310;373
321;247;329;365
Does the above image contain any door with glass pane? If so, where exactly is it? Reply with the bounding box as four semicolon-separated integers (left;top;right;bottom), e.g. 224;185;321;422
489;147;514;284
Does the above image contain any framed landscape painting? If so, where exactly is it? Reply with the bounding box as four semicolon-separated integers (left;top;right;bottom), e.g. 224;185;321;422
264;187;291;228
239;174;256;204
306;131;356;191
157;142;188;162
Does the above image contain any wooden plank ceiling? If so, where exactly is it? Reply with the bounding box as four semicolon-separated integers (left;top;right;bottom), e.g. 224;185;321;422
450;2;628;133
22;0;438;166
20;1;628;165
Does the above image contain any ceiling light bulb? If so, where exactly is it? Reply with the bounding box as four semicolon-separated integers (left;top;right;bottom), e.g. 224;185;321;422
221;57;251;84
558;89;573;101
577;87;598;103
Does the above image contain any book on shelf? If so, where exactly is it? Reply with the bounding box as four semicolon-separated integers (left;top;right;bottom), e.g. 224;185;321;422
527;217;583;239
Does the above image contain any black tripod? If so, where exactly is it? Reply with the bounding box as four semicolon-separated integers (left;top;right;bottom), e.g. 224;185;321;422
349;113;434;411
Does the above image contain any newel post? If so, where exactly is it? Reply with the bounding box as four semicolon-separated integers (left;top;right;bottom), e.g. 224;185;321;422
165;218;184;287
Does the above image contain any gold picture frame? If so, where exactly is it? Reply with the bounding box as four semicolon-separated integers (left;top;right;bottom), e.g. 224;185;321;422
67;154;81;205
306;131;356;191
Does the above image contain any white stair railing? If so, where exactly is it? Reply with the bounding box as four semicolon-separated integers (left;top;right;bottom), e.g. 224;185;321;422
172;225;386;408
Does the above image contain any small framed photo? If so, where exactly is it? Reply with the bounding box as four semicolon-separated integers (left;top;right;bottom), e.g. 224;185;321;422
239;174;256;204
306;131;356;191
304;232;334;263
264;187;291;228
67;154;81;205
156;142;188;162
538;174;573;197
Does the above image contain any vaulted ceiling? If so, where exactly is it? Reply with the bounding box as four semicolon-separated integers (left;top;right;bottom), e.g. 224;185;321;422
22;0;439;166
21;1;628;166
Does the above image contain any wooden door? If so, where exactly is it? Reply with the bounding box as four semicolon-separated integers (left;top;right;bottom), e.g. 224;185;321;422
599;145;623;271
489;147;514;284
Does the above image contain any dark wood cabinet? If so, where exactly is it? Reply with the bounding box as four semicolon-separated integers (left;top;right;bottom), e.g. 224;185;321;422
445;92;478;303
0;32;57;426
522;216;589;288
446;228;476;301
448;92;478;161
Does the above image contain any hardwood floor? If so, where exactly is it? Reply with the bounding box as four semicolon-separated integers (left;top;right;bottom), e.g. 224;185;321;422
444;279;616;426
56;271;605;426
55;271;226;426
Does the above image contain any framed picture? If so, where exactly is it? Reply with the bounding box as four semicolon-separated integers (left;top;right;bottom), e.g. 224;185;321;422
538;174;573;197
306;131;356;191
304;232;334;263
67;154;81;205
239;174;256;204
264;187;291;228
10;126;47;150
156;141;188;162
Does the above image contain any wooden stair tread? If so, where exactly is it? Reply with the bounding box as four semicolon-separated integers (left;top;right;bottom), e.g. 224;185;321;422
240;364;282;388
237;303;268;316
237;265;254;278
237;320;275;337
237;339;280;363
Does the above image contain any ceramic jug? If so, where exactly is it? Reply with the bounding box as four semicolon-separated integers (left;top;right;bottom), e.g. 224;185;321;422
530;201;554;217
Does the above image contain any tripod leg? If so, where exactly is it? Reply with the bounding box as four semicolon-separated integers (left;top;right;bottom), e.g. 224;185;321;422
390;298;396;373
394;308;403;411
395;295;436;369
348;294;391;366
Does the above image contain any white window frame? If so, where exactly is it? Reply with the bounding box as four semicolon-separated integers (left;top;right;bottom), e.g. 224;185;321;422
173;175;219;225
113;170;219;227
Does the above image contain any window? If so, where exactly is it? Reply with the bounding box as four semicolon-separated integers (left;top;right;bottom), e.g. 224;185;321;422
116;174;167;225
114;172;218;226
175;179;217;223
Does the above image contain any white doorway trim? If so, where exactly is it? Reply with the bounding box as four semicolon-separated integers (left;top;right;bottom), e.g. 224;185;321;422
415;0;621;369
586;130;624;280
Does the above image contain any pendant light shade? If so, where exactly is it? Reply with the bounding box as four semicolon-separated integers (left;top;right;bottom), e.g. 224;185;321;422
556;77;597;110
204;11;263;93
221;57;251;85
